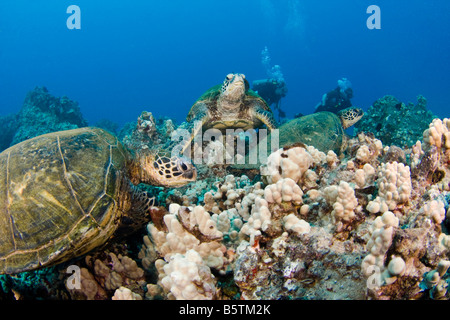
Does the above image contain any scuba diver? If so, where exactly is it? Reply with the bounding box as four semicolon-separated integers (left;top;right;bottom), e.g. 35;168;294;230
252;78;288;121
315;78;353;114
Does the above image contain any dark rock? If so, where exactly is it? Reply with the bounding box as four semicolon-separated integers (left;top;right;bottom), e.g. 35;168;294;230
355;95;436;148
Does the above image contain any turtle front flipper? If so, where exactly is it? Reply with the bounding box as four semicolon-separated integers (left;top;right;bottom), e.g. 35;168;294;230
253;104;278;131
115;181;157;237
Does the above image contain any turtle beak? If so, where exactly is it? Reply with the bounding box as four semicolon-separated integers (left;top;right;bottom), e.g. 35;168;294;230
182;168;197;181
177;158;197;182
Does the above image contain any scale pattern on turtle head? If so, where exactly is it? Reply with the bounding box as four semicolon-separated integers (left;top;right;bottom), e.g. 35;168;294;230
338;107;364;129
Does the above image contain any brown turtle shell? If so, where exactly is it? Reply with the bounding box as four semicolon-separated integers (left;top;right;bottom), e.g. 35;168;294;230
0;127;129;274
278;112;345;154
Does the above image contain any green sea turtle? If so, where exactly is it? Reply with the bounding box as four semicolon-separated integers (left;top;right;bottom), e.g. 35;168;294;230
0;127;196;274
276;107;364;154
179;73;277;153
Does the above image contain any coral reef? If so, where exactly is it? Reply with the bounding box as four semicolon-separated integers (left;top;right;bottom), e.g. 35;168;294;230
1;108;450;301
420;260;450;299
354;95;436;148
0;113;19;152
366;162;412;214
0;265;69;300
0;87;88;152
121;111;177;155
94;118;119;135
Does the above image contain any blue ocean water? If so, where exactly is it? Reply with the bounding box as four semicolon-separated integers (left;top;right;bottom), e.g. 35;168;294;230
0;0;449;128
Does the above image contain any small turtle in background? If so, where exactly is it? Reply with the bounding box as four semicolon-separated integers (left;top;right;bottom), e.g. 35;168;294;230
0;127;196;274
277;107;364;154
179;73;277;154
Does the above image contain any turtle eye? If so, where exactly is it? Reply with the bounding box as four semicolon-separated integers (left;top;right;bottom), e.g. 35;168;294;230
226;74;234;81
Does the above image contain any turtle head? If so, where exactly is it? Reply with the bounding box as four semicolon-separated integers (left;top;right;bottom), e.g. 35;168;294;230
220;73;249;105
134;152;197;187
338;107;364;129
150;155;197;187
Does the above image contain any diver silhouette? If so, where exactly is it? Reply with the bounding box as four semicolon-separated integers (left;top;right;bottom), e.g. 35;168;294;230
252;78;288;120
315;78;353;114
